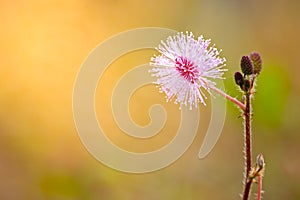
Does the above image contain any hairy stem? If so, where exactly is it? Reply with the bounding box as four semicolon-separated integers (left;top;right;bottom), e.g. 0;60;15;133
257;175;262;200
209;85;246;111
245;94;252;177
242;93;252;200
243;179;252;200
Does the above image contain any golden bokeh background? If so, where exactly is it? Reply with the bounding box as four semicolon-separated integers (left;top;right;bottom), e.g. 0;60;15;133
1;0;300;199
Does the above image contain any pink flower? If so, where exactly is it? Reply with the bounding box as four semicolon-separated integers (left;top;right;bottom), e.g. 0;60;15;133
149;32;226;109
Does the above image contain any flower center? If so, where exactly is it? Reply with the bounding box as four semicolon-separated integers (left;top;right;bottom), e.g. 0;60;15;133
175;57;199;84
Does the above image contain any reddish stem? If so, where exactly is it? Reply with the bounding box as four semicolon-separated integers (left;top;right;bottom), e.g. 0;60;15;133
245;94;252;177
209;85;246;111
242;93;252;200
257;175;262;200
243;180;252;200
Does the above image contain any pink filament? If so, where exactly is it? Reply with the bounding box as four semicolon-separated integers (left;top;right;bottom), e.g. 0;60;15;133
175;57;200;84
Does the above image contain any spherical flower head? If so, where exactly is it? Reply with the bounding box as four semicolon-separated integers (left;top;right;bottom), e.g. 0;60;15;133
149;32;227;109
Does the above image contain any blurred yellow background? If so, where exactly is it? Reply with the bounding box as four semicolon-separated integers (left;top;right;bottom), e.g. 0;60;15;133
1;0;299;199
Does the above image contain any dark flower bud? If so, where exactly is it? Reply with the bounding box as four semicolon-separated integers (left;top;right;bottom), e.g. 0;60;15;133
234;72;244;88
243;79;251;92
250;52;262;74
240;56;254;75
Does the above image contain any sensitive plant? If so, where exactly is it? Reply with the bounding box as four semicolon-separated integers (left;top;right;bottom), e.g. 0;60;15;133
149;32;265;200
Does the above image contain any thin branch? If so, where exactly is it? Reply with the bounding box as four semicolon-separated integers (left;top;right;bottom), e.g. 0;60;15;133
257;175;263;200
242;93;252;200
243;179;253;200
209;85;246;111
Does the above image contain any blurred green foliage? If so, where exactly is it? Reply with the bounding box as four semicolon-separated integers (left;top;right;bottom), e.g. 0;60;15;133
254;62;290;130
